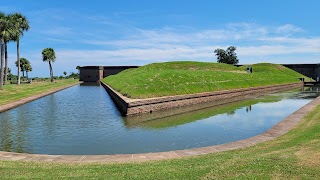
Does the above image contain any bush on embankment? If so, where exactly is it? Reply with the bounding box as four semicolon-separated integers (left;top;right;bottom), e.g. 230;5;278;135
103;61;305;99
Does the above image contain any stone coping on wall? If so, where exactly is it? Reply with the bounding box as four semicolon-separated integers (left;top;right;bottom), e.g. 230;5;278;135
0;82;82;113
0;95;319;163
101;82;303;115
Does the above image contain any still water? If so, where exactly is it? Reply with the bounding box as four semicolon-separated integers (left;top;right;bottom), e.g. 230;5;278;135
0;84;318;155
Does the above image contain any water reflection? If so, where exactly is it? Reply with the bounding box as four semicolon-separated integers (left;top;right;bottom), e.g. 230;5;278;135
302;85;320;93
245;105;252;113
80;82;101;86
123;93;283;129
0;85;319;155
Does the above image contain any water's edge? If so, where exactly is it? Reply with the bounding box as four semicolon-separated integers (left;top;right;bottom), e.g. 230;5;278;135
101;81;303;116
0;82;82;113
0;95;319;163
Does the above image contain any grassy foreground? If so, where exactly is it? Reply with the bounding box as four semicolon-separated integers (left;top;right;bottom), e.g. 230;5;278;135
0;79;79;106
0;104;319;179
103;61;306;98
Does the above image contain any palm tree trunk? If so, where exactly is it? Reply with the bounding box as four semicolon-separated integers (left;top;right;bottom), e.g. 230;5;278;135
49;61;53;82
17;39;20;85
22;70;25;81
0;38;5;90
4;43;8;85
26;71;28;80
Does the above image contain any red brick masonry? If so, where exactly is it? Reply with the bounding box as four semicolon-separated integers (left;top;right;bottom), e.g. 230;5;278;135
101;82;303;116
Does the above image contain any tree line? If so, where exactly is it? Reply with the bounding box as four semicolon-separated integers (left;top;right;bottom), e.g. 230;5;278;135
0;12;29;90
0;11;57;90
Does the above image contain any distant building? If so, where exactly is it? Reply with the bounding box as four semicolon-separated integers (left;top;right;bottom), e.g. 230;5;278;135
79;66;139;82
282;64;320;80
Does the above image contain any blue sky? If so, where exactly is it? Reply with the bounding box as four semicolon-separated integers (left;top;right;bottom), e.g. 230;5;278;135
1;0;320;77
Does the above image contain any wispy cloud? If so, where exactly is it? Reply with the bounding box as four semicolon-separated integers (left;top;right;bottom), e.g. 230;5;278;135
75;23;320;64
42;27;74;36
275;24;303;35
81;23;310;50
6;6;320;77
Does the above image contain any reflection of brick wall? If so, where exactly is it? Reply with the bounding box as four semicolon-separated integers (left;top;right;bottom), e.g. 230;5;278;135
101;81;302;116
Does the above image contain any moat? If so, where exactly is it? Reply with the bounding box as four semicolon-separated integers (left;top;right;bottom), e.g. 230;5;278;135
0;83;319;155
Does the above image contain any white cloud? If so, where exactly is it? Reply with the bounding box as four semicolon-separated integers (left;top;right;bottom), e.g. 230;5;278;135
75;23;320;65
39;22;319;72
6;19;320;77
275;24;303;35
81;25;267;50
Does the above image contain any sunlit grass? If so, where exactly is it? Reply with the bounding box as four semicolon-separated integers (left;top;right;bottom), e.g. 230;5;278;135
0;79;79;106
103;61;306;98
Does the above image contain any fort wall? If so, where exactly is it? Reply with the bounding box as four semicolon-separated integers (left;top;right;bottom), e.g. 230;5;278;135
282;64;320;80
101;81;303;116
80;66;139;82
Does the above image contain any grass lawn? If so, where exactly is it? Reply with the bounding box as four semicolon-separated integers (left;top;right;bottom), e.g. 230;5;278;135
103;61;307;99
0;79;79;106
0;103;319;179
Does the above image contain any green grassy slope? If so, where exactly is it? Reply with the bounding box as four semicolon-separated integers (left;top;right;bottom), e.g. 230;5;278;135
103;61;305;99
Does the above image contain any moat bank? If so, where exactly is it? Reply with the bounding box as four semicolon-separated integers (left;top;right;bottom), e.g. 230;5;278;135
0;83;318;156
0;86;320;163
102;81;303;116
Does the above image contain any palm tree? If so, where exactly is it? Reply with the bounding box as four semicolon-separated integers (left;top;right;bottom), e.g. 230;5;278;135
4;37;8;84
63;71;67;77
25;63;32;80
0;12;12;89
15;57;30;81
11;13;29;85
42;48;56;82
5;67;12;80
0;12;4;89
3;14;17;85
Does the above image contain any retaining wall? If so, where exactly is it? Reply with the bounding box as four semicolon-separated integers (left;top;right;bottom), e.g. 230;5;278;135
101;82;303;116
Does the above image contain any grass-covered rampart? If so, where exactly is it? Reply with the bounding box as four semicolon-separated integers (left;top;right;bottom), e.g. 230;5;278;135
103;61;306;99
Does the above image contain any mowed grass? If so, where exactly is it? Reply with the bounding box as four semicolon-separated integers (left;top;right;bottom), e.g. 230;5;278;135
0;79;79;106
0;103;319;179
103;61;306;98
